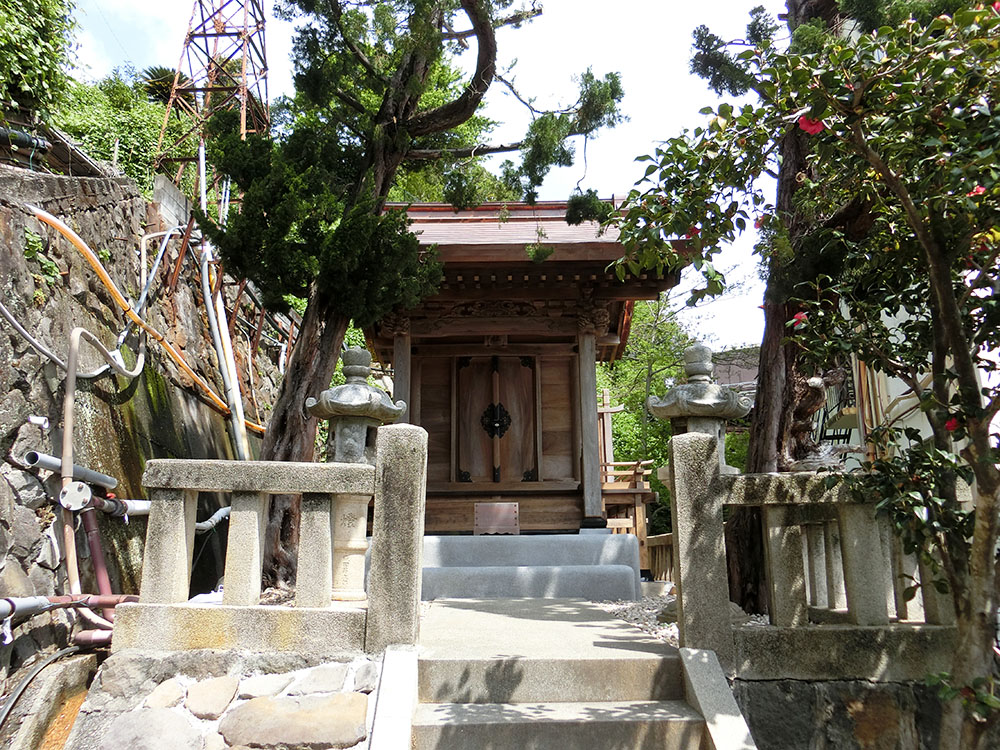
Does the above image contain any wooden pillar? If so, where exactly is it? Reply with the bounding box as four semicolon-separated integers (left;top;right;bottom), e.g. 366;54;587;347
393;332;411;422
578;331;602;520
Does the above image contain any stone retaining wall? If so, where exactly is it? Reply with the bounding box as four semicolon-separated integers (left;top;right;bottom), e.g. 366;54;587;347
65;649;379;750
0;166;280;682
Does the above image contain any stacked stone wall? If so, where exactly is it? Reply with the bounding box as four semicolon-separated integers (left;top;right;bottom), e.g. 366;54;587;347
0;166;280;683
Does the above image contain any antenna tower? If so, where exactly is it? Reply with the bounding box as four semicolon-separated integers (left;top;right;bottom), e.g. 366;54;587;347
155;0;269;186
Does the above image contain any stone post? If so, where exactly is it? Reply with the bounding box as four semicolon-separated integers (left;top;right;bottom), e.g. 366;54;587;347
665;432;733;668
305;348;405;604
139;488;198;603
837;503;889;625
648;343;751;670
221;491;269;605
366;424;428;652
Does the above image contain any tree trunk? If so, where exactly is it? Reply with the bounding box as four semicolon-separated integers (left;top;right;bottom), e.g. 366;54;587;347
260;290;349;587
726;0;840;615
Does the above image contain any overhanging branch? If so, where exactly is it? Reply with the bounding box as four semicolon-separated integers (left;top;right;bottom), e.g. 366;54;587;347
405;141;525;160
443;2;542;40
407;0;498;138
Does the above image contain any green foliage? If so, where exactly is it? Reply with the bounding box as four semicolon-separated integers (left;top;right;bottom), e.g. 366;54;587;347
502;69;625;203
724;431;749;472
0;0;75;115
50;69;193;194
622;7;1000;725
690;6;776;97
565;189;614;226
23;228;59;285
597;297;694;535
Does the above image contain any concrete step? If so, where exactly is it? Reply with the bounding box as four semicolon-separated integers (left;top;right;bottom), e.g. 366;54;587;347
419;654;684;704
422;564;637;600
418;534;642;600
411;699;705;750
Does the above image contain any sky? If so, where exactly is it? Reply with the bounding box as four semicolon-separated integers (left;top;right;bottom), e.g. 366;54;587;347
72;0;790;352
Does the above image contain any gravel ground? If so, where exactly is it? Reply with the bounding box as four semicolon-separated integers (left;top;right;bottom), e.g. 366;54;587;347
594;594;681;646
594;592;770;648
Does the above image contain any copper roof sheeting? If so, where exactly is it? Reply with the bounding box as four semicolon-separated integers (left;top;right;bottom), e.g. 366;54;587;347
387;201;622;254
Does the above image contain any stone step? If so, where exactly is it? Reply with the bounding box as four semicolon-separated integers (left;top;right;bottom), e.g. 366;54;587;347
422;564;637;600
411;699;705;750
419;654;684;704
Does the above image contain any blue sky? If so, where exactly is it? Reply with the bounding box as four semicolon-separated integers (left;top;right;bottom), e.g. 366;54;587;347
72;0;788;350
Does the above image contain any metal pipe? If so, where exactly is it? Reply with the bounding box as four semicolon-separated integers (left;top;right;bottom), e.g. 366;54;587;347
80;509;115;620
0;126;50;153
89;496;151;517
0;594;139;620
198;142;251;460
73;630;112;647
22;451;117;490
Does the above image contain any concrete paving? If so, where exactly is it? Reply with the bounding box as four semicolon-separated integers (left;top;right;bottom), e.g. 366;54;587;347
414;599;702;749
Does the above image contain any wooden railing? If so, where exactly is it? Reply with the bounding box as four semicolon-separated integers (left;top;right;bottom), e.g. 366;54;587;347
601;459;656;568
646;533;674;582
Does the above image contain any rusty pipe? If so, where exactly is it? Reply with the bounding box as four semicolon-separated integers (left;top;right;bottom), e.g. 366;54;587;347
80;509;115;620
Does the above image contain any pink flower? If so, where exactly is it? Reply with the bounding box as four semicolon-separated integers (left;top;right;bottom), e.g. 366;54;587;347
945;417;960;432
754;215;767;229
798;116;826;135
994;1;1000;12
685;226;700;239
967;185;987;197
790;311;808;328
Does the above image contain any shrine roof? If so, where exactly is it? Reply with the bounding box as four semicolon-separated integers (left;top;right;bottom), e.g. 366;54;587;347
387;201;624;262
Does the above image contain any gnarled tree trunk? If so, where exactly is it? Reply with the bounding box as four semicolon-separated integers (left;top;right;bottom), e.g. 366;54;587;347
260;291;348;588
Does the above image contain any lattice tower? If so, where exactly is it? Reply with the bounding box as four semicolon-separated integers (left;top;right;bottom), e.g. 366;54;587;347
154;0;269;184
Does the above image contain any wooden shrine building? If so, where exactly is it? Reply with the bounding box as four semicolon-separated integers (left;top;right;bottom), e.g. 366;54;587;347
369;202;682;535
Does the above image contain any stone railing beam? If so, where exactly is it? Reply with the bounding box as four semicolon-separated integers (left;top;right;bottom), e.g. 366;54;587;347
142;460;375;495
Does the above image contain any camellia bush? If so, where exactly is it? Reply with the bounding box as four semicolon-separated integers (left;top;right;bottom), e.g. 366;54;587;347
613;7;999;748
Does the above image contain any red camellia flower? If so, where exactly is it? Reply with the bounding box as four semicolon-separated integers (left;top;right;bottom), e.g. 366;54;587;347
945;417;960;432
798;116;825;135
967;185;987;197
685;226;700;239
994;1;1000;12
754;215;766;229
790;311;808;328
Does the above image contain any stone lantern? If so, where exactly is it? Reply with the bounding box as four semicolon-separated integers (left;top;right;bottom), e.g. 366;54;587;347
303;347;404;600
647;343;751;474
306;347;405;463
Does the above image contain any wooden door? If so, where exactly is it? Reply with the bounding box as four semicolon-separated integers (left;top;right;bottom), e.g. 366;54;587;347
457;356;537;484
